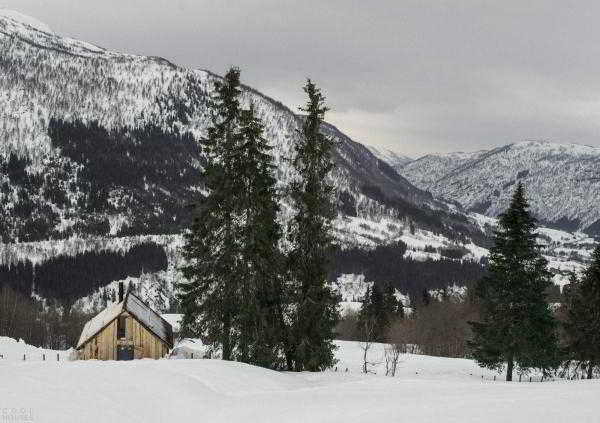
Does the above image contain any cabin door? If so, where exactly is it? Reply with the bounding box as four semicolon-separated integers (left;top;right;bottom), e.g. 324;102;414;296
117;346;134;361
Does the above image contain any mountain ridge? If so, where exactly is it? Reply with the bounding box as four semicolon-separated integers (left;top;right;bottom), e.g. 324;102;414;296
397;141;600;235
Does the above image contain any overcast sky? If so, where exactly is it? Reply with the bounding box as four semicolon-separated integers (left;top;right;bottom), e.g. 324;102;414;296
4;0;600;156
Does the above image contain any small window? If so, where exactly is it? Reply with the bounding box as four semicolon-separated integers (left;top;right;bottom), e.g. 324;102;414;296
117;316;126;339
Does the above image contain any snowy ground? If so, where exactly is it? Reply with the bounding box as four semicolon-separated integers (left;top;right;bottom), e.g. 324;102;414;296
1;338;599;422
0;337;73;361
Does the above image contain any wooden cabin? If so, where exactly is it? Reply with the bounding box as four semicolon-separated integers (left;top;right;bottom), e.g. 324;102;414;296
76;283;173;360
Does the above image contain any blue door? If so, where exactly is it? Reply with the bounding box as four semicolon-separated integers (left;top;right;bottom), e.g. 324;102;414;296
117;346;134;360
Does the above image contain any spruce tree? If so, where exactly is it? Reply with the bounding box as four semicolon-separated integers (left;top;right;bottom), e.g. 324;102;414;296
564;245;600;379
383;282;402;319
421;288;432;307
469;183;559;381
179;68;286;369
358;286;375;340
177;67;245;360
236;104;286;368
287;80;340;371
359;283;401;342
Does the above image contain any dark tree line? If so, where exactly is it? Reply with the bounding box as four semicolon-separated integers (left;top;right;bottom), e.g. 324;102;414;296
2;117;206;242
328;241;486;300
0;153;64;243
48;118;204;235
0;242;167;311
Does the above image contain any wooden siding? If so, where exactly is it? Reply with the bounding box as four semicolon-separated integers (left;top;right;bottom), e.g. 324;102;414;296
77;312;168;360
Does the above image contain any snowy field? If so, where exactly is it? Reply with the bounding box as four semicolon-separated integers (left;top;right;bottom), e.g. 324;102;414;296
1;338;599;422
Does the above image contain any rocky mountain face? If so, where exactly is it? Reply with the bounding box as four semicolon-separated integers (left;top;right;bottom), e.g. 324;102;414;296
0;12;491;310
399;142;600;235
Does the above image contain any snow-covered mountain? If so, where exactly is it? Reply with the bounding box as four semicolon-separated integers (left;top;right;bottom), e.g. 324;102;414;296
0;10;479;245
365;145;413;169
399;142;600;235
0;11;494;310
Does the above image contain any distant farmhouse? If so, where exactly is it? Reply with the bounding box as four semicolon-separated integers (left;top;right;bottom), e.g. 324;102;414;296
76;283;173;360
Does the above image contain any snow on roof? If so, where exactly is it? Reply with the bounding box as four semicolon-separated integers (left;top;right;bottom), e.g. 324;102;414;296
76;290;173;349
161;314;183;333
76;300;124;349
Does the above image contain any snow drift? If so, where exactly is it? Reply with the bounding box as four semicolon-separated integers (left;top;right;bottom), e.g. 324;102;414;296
2;338;600;423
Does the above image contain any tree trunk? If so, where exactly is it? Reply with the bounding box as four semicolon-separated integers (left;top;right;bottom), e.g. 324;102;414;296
506;356;514;382
222;319;232;361
276;302;294;371
587;362;594;380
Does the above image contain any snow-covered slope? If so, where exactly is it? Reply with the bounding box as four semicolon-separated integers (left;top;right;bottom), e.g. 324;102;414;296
399;150;486;192
1;337;599;423
365;145;413;168
400;141;600;235
0;9;53;34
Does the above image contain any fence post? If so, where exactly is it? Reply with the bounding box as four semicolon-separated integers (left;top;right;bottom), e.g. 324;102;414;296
494;375;496;381
43;354;45;361
519;374;522;382
57;353;59;361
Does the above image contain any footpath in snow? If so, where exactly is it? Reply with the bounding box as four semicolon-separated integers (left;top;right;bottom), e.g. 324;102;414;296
1;338;599;423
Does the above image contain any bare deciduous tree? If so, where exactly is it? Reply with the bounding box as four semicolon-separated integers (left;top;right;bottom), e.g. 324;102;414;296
384;343;402;376
359;317;379;374
386;295;478;358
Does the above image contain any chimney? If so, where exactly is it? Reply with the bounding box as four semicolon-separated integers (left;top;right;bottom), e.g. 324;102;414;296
118;282;124;303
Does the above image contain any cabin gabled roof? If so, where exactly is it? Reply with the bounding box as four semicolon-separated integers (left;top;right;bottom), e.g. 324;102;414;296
76;289;173;349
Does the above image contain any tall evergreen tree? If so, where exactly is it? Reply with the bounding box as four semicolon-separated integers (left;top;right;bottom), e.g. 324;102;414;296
421;288;432;307
177;67;246;360
383;282;402;319
359;284;383;341
469;183;559;381
236;104;286;368
564;245;600;379
287;80;340;371
178;68;285;368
